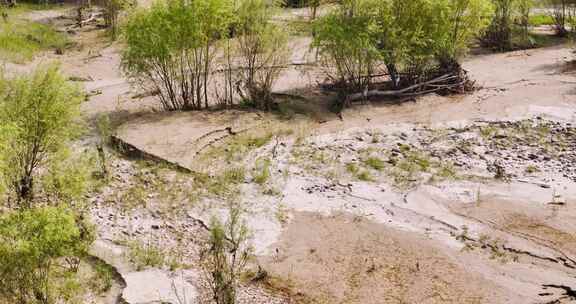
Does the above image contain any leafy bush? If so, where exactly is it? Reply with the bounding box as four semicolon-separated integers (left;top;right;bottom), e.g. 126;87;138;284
122;0;233;111
517;0;534;45
482;0;515;50
236;0;288;111
103;0;133;40
377;0;491;81
41;150;95;203
314;0;491;106
431;0;493;68
128;241;165;271
0;206;94;304
547;0;576;36
0;65;84;206
201;207;252;304
313;0;381;96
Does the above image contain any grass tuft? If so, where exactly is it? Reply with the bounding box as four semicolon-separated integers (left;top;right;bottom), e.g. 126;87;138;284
363;157;385;171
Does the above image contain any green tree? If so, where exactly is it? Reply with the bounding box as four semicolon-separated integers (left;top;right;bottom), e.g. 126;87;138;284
0;65;84;207
548;0;576;36
517;0;534;44
122;0;233;111
313;0;381;98
432;0;493;69
0;206;94;304
315;0;491;105
103;0;133;40
482;0;515;50
236;0;288;111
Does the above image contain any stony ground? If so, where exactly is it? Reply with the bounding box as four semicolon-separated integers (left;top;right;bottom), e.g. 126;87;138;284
4;5;576;304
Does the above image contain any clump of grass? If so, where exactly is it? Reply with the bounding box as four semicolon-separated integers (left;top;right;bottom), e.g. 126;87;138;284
128;241;165;271
192;172;240;199
436;163;457;179
363;157;385;171
223;166;246;184
525;165;539;174
120;184;148;209
0;21;70;63
479;125;497;140
89;262;115;294
346;162;359;174
357;171;373;181
253;158;271;185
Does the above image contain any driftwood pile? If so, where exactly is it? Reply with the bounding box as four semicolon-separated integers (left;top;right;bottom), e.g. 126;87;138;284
345;67;474;104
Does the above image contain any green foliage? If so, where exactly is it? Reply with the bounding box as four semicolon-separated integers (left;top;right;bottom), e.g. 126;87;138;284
482;0;515;50
516;0;534;45
103;0;133;40
530;13;555;26
122;0;234;110
41;150;95;204
223;167;246;184
363;156;385;171
236;0;288;111
202;206;252;304
0;20;69;63
357;170;373;181
346;162;359;174
432;0;493;65
313;0;381;93
0;206;94;304
547;0;576;36
253;158;271;185
377;0;492;71
314;0;491;98
0;65;84;206
128;241;165;271
89;262;114;294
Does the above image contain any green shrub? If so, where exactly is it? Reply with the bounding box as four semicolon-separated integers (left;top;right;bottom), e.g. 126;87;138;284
202;207;252;304
122;0;233;111
314;0;491;104
0;206;94;304
313;0;381;95
128;241;165;271
482;0;515;50
236;0;288;111
0;65;84;206
547;0;576;36
363;157;385;171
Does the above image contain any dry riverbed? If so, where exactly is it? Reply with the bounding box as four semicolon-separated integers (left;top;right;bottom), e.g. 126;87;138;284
4;6;576;304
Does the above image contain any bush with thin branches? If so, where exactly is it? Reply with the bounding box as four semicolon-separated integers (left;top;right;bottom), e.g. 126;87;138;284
122;0;233;111
0;206;95;304
236;0;288;111
314;0;491;107
201;207;252;304
312;0;381;101
548;0;576;36
0;65;84;207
